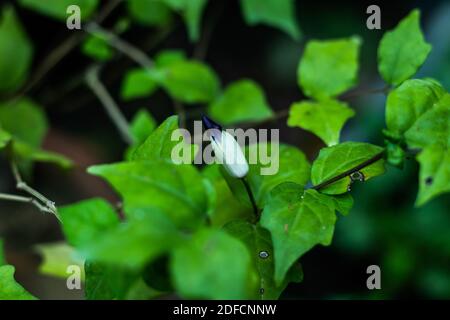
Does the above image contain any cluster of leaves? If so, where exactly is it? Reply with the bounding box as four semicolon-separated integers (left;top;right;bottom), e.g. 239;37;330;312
0;2;448;300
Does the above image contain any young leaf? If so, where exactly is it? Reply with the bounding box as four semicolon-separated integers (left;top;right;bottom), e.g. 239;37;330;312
130;109;157;145
0;98;47;149
404;94;450;206
156;60;220;104
378;10;431;86
288;99;355;146
88;160;208;228
132;115;197;163
80;209;183;269
224;221;303;300
298;37;361;100
162;0;208;41
246;143;311;206
18;0;98;21
81;33;114;62
260;183;336;285
120;68;158;101
59;198;120;248
385;79;445;138
208;79;274;125
240;0;301;40
170;228;257;299
0;6;33;93
35;242;84;280
154;50;186;68
10;140;72;169
311;142;385;194
0;265;37;300
127;0;173;27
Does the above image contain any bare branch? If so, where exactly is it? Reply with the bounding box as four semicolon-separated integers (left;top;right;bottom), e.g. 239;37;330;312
85;65;135;145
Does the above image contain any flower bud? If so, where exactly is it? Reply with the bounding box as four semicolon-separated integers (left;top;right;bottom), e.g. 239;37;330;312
202;116;249;178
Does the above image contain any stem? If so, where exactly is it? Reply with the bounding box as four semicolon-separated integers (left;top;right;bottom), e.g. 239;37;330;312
241;178;259;220
85;65;135;145
193;0;224;60
85;23;154;69
8;161;61;220
0;193;55;214
311;150;386;191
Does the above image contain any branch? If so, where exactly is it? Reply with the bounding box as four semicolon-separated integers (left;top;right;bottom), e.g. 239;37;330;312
241;178;259;221
0;193;55;214
8;161;61;220
85;65;135;145
85;23;189;129
85;23;155;69
311;150;386;191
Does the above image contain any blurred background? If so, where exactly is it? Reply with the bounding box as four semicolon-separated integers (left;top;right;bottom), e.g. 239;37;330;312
0;0;449;299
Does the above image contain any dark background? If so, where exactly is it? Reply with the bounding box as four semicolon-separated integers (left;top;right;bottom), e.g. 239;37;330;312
0;0;449;299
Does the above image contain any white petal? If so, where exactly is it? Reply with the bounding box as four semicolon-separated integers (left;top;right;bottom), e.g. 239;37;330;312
211;131;249;178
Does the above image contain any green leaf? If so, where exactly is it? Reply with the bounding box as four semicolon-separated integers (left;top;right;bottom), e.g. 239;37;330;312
88;160;208;229
127;0;173;27
404;94;450;206
330;193;354;216
84;260;139;300
0;99;71;170
202;164;253;227
130;109;157;145
120;68;158;101
0;128;11;150
80;209;183;269
378;10;431;86
0;6;33;93
132;115;178;161
163;0;208;41
298;37;361;100
19;0;98;21
224;221;303;299
35;242;84;280
240;0;301;40
59;198;120;248
385;79;446;137
170;228;257;299
311;142;385;194
208;79;273;125
414;145;450;207
405;94;450;149
0;265;37;300
0;98;47;148
155;50;186;68
155;60;220;104
81;33;114;62
131;115;197;163
11;141;73;169
260;183;336;285
247;143;311;207
288;99;355;146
